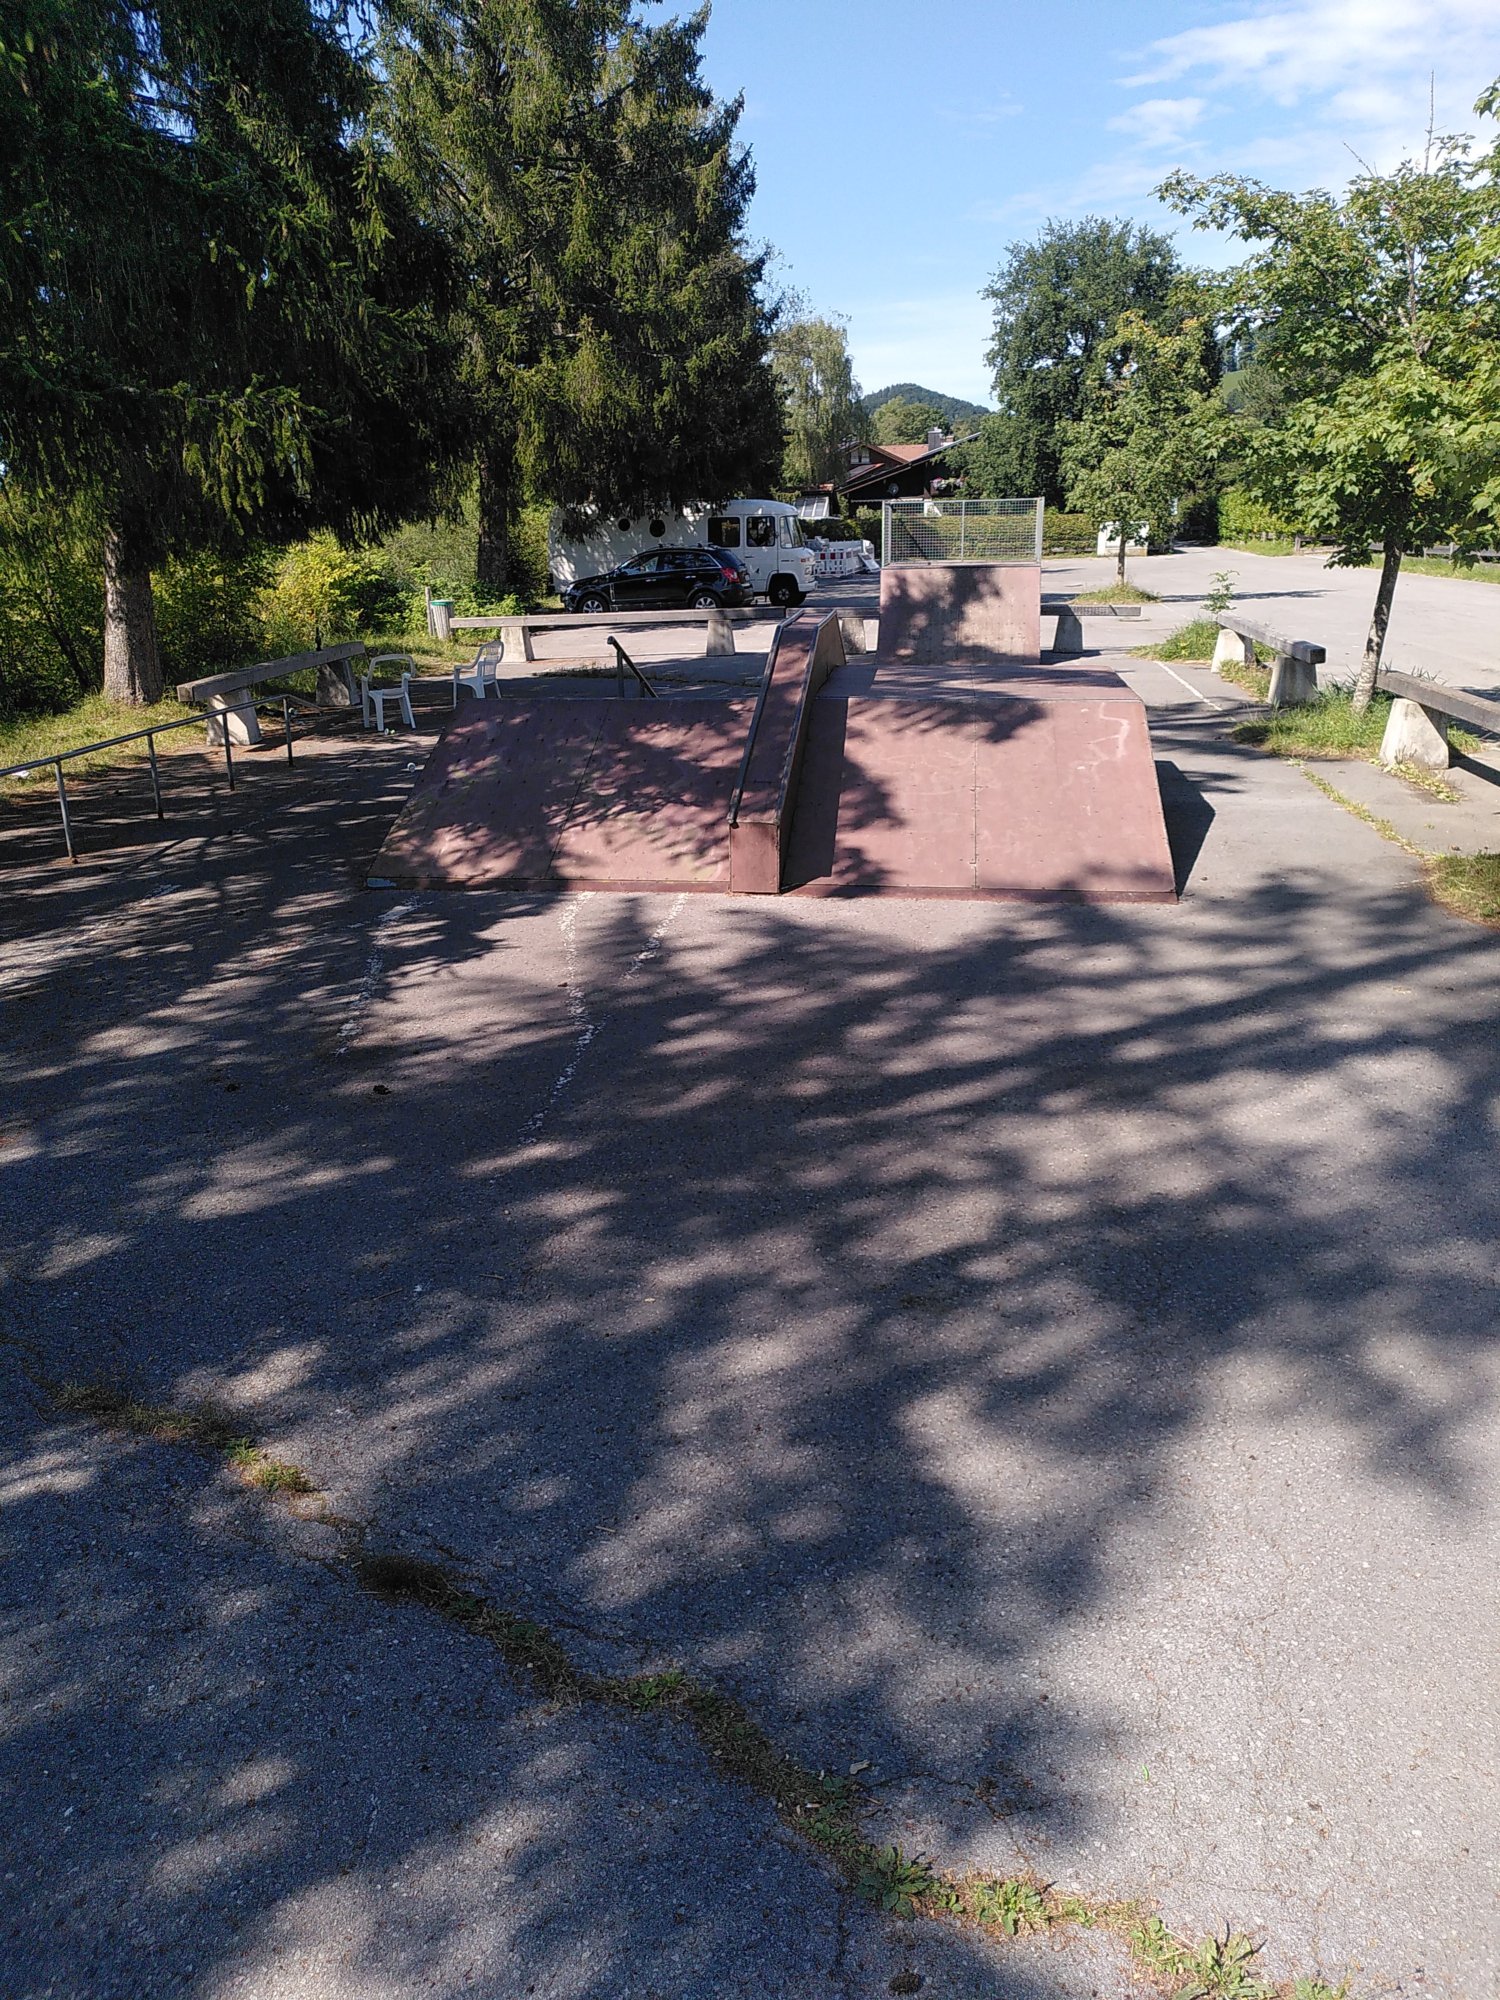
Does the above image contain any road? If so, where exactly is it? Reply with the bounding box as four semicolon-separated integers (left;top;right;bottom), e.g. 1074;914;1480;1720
1046;545;1500;694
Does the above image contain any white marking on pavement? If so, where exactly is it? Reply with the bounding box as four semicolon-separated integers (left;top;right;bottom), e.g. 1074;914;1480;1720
1143;659;1238;711
521;895;597;1141
335;898;419;1055
521;891;686;1143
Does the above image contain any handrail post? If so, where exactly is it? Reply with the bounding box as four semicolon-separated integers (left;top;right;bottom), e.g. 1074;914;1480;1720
54;760;76;862
223;725;235;791
283;697;294;765
146;734;163;819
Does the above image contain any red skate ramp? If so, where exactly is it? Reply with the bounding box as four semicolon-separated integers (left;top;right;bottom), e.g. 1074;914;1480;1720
373;699;753;891
878;561;1041;664
783;660;1176;902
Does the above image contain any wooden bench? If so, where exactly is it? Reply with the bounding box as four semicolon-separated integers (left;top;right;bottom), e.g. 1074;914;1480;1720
178;642;367;745
1213;615;1326;706
1375;667;1500;771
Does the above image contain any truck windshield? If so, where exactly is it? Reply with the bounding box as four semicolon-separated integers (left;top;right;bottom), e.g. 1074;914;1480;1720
778;516;806;548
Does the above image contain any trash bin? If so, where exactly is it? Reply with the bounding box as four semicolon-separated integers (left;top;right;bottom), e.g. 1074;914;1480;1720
429;598;454;641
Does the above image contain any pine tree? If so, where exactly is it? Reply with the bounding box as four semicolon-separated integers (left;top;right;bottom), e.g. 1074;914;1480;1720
0;0;464;701
379;0;783;590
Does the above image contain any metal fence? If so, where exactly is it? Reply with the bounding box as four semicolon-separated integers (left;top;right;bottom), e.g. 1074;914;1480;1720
881;498;1043;565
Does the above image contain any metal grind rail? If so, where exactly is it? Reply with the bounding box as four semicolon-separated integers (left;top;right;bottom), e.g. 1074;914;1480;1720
0;695;309;864
606;637;661;701
726;619;788;829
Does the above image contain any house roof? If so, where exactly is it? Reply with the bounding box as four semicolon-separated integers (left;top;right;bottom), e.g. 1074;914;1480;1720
839;430;979;496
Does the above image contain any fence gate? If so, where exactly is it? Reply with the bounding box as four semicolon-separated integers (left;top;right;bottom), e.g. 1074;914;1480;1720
881;497;1043;565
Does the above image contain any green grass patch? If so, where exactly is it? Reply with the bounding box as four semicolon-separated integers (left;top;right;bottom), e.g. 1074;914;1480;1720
1072;581;1158;604
1373;555;1500;585
1426;852;1500;927
1234;683;1480;767
1132;617;1220;662
0;695;198;786
1216;537;1301;558
1233;686;1390;758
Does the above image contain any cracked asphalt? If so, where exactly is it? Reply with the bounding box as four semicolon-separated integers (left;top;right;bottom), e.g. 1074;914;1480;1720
1;645;1497;1999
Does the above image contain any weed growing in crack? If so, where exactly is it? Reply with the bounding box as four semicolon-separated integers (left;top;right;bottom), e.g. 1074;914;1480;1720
54;1384;316;1498
1290;1981;1349;2000
857;1846;949;1919
1132;1917;1273;1999
968;1876;1049;1935
226;1443;314;1494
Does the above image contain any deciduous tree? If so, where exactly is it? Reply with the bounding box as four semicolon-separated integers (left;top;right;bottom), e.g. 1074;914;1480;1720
1061;300;1226;585
976;218;1180;504
1163;96;1500;710
770;315;863;489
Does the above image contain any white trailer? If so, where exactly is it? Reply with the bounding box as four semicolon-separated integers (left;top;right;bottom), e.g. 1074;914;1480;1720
548;498;817;606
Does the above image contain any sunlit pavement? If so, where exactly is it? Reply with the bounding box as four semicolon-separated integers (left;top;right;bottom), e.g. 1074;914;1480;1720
1;659;1497;1999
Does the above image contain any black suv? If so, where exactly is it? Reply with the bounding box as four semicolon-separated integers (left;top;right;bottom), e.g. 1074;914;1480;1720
562;545;749;613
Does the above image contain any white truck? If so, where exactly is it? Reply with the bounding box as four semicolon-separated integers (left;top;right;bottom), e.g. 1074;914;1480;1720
548;498;818;606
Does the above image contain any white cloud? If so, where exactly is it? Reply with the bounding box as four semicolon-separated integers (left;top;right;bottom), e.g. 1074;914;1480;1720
1107;96;1209;148
1126;0;1500;140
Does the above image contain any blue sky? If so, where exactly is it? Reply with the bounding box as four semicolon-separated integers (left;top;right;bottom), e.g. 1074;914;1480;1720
684;0;1500;406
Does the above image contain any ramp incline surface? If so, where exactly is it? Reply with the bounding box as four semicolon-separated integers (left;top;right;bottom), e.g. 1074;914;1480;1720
373;564;1176;903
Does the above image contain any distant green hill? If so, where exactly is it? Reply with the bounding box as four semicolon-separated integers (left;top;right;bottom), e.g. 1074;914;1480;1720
862;383;990;427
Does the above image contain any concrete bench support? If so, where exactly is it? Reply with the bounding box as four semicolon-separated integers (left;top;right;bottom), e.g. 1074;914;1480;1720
315;661;358;707
837;608;866;657
1212;627;1255;672
705;609;735;656
500;619;535;662
205;692;263;747
1053;606;1084;656
1380;696;1451;771
1268;649;1319;707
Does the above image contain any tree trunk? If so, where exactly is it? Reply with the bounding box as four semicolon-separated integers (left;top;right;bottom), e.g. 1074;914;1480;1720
1116;525;1128;587
102;525;164;705
1351;533;1403;714
476;442;517;595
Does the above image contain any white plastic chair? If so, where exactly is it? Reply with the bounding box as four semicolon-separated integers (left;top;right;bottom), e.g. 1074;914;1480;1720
361;655;416;733
453;639;505;706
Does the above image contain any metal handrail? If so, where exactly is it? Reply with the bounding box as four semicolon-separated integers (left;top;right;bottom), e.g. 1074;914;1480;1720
726;620;788;828
2;692;317;865
607;637;660;700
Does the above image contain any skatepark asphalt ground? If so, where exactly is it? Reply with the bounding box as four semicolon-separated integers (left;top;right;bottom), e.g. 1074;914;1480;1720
1;637;1497;2000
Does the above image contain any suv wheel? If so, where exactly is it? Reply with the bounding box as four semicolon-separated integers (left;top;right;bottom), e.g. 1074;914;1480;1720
575;591;608;614
688;588;719;609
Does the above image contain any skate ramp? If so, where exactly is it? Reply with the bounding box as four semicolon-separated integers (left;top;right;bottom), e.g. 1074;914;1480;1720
782;658;1176;903
877;561;1041;665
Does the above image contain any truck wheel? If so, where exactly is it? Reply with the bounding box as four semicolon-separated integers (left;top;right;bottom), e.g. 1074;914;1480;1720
768;575;804;607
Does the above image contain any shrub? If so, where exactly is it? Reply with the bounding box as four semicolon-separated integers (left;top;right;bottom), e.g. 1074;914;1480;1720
0;490;104;719
155;547;272;684
1218;486;1299;543
259;532;407;654
1041;509;1096;555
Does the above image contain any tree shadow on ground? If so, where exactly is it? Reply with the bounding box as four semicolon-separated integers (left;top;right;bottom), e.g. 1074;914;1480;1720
1;748;1497;1997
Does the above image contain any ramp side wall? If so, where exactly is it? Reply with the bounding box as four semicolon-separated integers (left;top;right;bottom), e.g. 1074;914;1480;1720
878;562;1041;664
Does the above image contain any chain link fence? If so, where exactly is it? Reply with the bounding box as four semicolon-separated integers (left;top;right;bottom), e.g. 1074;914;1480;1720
881;498;1043;565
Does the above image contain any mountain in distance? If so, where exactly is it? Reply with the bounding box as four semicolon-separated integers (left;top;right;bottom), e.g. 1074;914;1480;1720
862;383;991;427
